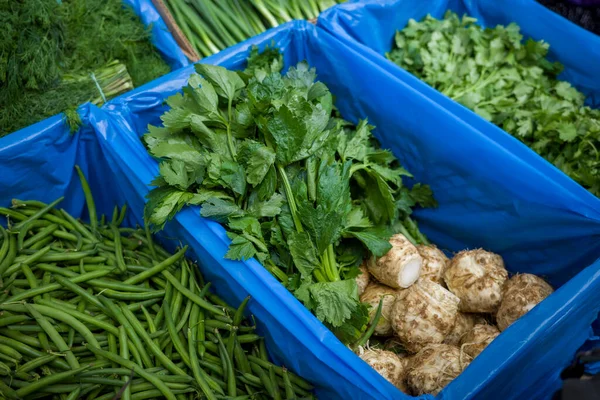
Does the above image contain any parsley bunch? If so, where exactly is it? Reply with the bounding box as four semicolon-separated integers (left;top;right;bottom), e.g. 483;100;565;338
387;11;600;196
144;48;435;343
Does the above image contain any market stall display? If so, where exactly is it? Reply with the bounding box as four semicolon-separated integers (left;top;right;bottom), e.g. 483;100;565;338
3;0;600;399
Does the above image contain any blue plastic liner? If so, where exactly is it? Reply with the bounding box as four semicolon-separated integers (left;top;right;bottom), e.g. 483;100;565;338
82;19;600;399
3;18;600;400
124;0;189;70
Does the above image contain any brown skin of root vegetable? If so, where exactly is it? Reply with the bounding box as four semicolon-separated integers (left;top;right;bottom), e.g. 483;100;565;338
444;249;508;313
444;312;476;346
406;343;471;396
359;348;408;392
356;263;370;296
417;245;449;285
496;274;553;331
360;282;401;336
391;279;460;353
460;324;500;358
367;233;423;289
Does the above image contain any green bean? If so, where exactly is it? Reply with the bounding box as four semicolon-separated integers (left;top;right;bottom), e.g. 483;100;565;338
116;204;128;226
21;383;93;395
214;329;236;397
247;356;313;391
23;224;58;250
12;196;64;231
0;314;30;327
5;268;111;302
110;205;119;225
119;326;133;400
0;207;28;222
0;235;16;276
163;301;192;369
189;304;219;400
108;332;118;368
234;340;252;375
29;234;54;250
169;268;184;326
144;222;157;259
37;263;152;293
99;296;153;369
205;319;234;331
0;361;9;376
69;294;88;347
0;330;44;351
111;224;127;273
54;274;105;310
60;209;96;242
163;270;225;316
140;304;158;347
22;304;100;348
124;246;188;285
208;293;238;314
197;308;206;357
251;362;276;398
0;378;19;400
75;166;98;233
0;343;22;361
270;365;282;400
52;229;84;243
119;303;187;376
130;388;195;400
24;303;79;368
100;288;165;301
199;359;224;375
175;298;192;333
15;364;92;397
11;248;95;268
236;334;261;344
259;340;268;361
0;352;18;365
86;344;178;400
0;226;10;263
233;296;251;327
65;388;82;400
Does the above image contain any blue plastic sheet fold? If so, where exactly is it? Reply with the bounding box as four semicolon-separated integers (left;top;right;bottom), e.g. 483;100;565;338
124;0;189;70
2;12;600;400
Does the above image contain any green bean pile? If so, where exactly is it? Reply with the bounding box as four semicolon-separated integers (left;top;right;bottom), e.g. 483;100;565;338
0;167;314;400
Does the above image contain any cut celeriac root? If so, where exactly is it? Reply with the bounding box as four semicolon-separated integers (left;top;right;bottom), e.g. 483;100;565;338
496;273;554;331
367;233;423;289
444;249;508;313
360;282;401;336
417;244;449;285
406;343;471;396
460;324;500;358
391;279;460;353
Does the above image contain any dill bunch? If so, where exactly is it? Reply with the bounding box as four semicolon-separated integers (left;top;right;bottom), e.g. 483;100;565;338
0;0;171;136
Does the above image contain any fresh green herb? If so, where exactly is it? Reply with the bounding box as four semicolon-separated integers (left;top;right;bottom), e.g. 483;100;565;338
0;0;170;136
387;11;600;196
144;47;434;343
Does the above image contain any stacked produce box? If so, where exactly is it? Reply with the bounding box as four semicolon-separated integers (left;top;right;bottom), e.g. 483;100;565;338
2;0;600;399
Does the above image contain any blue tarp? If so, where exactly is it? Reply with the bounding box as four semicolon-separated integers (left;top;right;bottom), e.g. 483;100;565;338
3;12;600;400
124;0;189;70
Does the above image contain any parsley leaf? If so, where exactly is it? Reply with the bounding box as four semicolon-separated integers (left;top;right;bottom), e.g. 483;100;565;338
388;10;600;197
